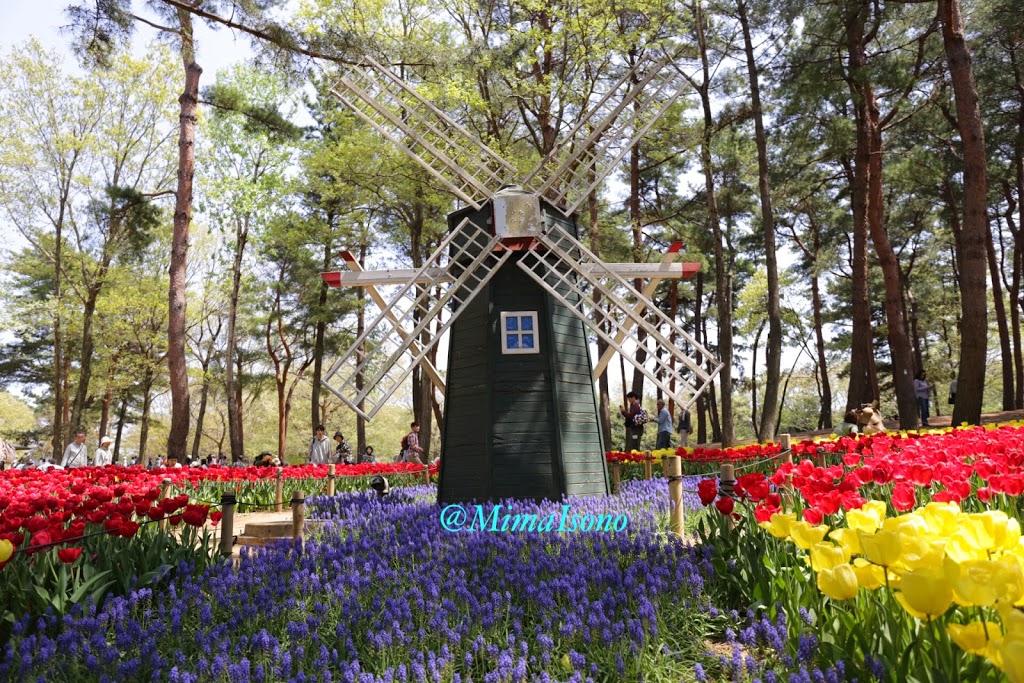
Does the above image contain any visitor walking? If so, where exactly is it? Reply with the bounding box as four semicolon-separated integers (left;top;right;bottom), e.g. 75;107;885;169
61;430;88;468
308;425;332;464
619;392;644;453
655;399;673;450
914;370;931;427
677;408;692;448
401;422;425;464
949;373;957;406
93;435;113;466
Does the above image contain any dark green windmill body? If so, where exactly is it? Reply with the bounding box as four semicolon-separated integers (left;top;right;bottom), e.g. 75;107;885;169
321;53;721;504
438;200;607;502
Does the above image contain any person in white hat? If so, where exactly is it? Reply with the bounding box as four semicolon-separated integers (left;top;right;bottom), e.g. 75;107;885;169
94;435;114;466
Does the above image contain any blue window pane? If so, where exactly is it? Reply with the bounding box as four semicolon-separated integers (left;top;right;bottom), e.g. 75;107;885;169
505;317;518;331
506;334;519;349
520;316;534;331
521;334;535;349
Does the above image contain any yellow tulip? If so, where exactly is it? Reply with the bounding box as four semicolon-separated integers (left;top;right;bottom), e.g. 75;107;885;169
950;559;1024;607
790;521;830;550
998;634;1024;682
896;568;953;620
817;564;859;601
852;558;886;590
0;539;12;564
761;512;797;540
858;529;903;567
899;537;946;571
920;502;962;537
948;622;1002;656
829;527;862;556
810;542;848;572
847;501;887;533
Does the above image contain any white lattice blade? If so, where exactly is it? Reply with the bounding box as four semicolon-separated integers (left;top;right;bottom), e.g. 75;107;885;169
329;57;518;208
540;227;719;374
515;257;692;407
528;47;688;215
323;217;513;419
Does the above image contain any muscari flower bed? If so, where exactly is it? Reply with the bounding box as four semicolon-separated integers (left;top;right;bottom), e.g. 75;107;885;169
1;478;850;682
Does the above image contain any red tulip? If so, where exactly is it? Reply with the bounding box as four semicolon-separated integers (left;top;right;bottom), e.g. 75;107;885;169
57;547;83;564
714;496;735;515
697;479;718;507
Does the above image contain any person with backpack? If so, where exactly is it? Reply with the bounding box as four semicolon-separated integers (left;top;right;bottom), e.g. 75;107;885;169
400;422;425;464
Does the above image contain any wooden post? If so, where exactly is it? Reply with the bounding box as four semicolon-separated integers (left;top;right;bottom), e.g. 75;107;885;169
664;455;684;539
219;491;236;556
158;478;172;532
611;459;621;493
780;433;791;459
816;447;827;469
422;464;430;485
327;464;336;497
291;490;306;548
275;467;283;512
644;451;653;480
719;463;735;497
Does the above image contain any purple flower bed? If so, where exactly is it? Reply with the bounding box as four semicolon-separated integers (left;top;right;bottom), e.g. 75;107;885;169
1;480;716;682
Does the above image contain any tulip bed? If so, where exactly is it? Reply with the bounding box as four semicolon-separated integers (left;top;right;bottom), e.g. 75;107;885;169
0;462;438;631
695;421;1024;682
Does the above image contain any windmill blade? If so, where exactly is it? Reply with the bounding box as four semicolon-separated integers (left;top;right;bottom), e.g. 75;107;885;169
517;228;722;410
332;251;445;394
523;46;686;216
330;57;518;209
322;217;514;420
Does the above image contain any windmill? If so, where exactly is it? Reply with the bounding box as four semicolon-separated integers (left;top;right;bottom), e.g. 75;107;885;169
320;49;722;503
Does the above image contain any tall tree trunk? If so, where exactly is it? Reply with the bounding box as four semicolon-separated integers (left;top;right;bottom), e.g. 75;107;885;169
113;394;128;464
986;222;1014;409
628;133;648;399
749;319;765;434
694;271;707;444
695;0;733;445
235;354;245;456
311;230;333;434
52;209;65;459
588;190;613;448
166;9;201;459
191;366;211;460
738;0;782;442
70;285;101;435
356;243;367;458
139;372;154;463
867;106;918;428
940;0;989;426
806;211;833;428
98;353;119;440
224;219;248;462
845;2;880;411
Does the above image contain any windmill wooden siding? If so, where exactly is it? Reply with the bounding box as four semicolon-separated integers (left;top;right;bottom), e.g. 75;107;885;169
437;201;609;503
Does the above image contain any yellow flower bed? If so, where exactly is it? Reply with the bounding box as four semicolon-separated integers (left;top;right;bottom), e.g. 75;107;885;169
763;501;1024;679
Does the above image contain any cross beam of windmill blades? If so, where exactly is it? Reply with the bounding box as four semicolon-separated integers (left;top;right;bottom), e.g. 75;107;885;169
318;42;723;502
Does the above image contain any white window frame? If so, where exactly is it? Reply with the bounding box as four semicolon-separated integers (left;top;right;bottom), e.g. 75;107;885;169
500;311;540;355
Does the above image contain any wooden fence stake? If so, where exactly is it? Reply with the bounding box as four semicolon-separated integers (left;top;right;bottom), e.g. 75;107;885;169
275;467;283;512
422;464;431;485
644;451;653;480
291;490;306;549
611;459;621;493
664;455;684;539
219;491;236;556
816;447;827;469
327;464;336;497
780;433;794;496
719;463;735;497
158;478;172;532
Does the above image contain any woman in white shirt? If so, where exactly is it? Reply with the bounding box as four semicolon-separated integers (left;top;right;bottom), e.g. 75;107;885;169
93;435;114;466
